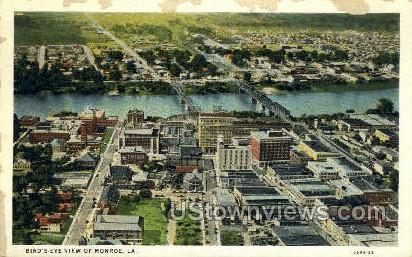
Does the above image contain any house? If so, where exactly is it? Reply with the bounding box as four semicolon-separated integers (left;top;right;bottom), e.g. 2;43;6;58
175;165;199;174
100;185;120;211
76;152;98;169
35;213;69;233
109;165;133;184
118;146;148;165
13;159;32;176
51;138;66;152
183;171;204;192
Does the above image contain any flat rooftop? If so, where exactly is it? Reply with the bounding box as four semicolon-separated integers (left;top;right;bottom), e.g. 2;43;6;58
301;140;333;153
272;225;330;246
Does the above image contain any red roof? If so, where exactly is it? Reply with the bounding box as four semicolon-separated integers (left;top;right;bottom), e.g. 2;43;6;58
57;203;73;211
58;191;73;202
175;166;198;173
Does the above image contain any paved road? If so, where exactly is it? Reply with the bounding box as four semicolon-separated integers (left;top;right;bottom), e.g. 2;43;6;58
63;124;121;245
86;15;160;80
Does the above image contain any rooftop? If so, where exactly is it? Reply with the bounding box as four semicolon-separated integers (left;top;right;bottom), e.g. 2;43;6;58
301;140;333;153
272;225;330;246
94;215;143;232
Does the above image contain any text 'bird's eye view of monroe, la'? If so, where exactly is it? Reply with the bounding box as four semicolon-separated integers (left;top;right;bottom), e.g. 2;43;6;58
13;12;399;247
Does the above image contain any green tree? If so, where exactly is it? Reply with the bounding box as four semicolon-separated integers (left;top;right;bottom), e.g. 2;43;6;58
191;54;207;71
139;189;152;199
109;68;122;81
377;98;394;114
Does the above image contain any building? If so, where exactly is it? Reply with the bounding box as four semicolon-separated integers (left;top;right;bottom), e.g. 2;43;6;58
250;130;292;168
127;110;144;127
28;130;70;144
307;161;341;180
298;140;339;161
178;145;203;166
327;179;363;199
373;160;393;176
282;178;336;206
51;138;66;152
35;213;69;233
198;113;234;153
290;149;312;165
327;157;371;178
54;172;92;191
216;135;251;171
93;215;144;245
272;225;329;246
109;165;133;184
266;164;313;189
374;129;398;147
338;114;397;132
220;170;265;189
349;176;394;205
119;146;148;165
76;152;98;169
121;128;159;154
13;159;32;176
316;198;397;246
183;171;204;191
233;186;292;222
100;185;120;211
79;108;107;142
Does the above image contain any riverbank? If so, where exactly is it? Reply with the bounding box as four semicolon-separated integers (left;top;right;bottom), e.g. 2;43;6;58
15;78;398;97
256;78;398;95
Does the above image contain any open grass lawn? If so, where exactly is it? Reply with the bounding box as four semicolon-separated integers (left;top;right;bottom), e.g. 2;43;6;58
31;233;65;245
117;197;168;245
15;12;111;46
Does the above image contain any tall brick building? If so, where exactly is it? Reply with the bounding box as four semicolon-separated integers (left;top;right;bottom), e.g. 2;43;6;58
250;130;292;168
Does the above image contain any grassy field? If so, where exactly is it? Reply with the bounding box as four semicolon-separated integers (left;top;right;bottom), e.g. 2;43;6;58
14;12;111;46
32;233;65;245
117;197;168;245
15;12;399;47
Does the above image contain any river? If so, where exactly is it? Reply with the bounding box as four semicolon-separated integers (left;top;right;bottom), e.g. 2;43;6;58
14;87;399;119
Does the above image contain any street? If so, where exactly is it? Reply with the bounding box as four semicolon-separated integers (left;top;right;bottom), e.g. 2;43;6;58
63;124;121;245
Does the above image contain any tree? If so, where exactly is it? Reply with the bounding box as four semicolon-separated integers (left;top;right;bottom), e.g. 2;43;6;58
168;63;182;77
109;68;122;81
243;72;252;82
139;189;152;199
117;84;126;93
174;50;191;65
386;169;398;191
126;61;137;73
206;63;217;76
377;98;394;114
41;186;59;214
191;54;207;71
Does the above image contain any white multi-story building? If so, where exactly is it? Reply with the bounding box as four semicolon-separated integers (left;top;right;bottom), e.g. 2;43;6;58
216;135;251;171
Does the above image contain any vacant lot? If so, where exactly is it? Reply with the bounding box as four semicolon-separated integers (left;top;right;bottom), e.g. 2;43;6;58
117;197;168;245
